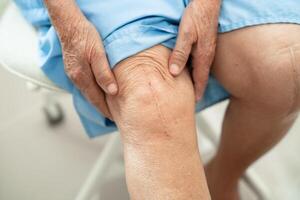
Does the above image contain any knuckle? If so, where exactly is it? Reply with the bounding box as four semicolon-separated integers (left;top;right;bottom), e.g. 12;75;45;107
67;68;81;82
180;23;197;43
96;50;107;61
93;63;112;79
67;68;88;89
95;68;113;86
89;44;106;61
182;30;194;43
173;49;188;63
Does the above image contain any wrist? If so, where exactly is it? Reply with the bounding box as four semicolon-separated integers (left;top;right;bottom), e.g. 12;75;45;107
193;0;221;23
195;0;221;5
194;0;221;12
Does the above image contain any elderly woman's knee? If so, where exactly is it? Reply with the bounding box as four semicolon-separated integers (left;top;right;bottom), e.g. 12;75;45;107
106;45;195;140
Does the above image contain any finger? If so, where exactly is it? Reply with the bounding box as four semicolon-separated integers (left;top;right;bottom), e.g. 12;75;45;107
82;81;114;120
192;53;212;102
90;44;118;95
67;66;113;120
169;23;195;76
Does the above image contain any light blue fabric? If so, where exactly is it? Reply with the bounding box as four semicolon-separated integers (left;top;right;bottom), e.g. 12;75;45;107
14;0;300;137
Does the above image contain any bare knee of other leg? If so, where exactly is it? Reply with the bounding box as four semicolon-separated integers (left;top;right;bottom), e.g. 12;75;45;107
244;44;300;117
213;25;300;117
206;25;300;200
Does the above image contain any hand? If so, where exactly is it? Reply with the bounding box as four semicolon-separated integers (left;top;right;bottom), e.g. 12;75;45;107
44;0;118;120
59;17;117;120
169;0;220;101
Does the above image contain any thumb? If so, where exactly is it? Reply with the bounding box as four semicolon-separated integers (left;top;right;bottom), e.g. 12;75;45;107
90;43;118;95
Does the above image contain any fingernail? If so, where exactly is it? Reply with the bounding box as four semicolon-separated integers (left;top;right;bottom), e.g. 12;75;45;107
107;83;118;95
170;64;180;75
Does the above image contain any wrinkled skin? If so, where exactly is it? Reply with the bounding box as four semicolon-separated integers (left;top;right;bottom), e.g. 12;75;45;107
107;46;195;143
45;0;118;119
61;19;116;119
107;24;300;200
44;1;212;199
169;0;220;100
46;0;221;118
44;1;300;200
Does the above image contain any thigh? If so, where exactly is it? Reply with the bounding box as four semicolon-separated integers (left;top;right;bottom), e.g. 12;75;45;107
211;24;300;113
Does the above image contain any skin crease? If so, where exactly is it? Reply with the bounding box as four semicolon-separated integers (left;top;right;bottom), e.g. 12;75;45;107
44;0;221;116
106;45;211;200
44;0;118;119
45;1;212;199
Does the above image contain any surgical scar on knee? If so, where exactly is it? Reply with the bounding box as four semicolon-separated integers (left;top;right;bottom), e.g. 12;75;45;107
143;67;170;138
107;45;196;143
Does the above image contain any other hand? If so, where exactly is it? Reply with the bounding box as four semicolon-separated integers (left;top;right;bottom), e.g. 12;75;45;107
169;0;220;101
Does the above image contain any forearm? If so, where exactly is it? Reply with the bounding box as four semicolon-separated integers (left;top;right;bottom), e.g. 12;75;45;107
196;0;221;24
195;0;221;11
43;0;87;39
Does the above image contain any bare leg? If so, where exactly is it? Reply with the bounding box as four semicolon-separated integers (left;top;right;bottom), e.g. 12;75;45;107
106;45;211;200
206;24;300;200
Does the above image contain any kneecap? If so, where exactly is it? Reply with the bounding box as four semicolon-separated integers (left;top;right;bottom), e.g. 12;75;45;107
106;45;195;141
